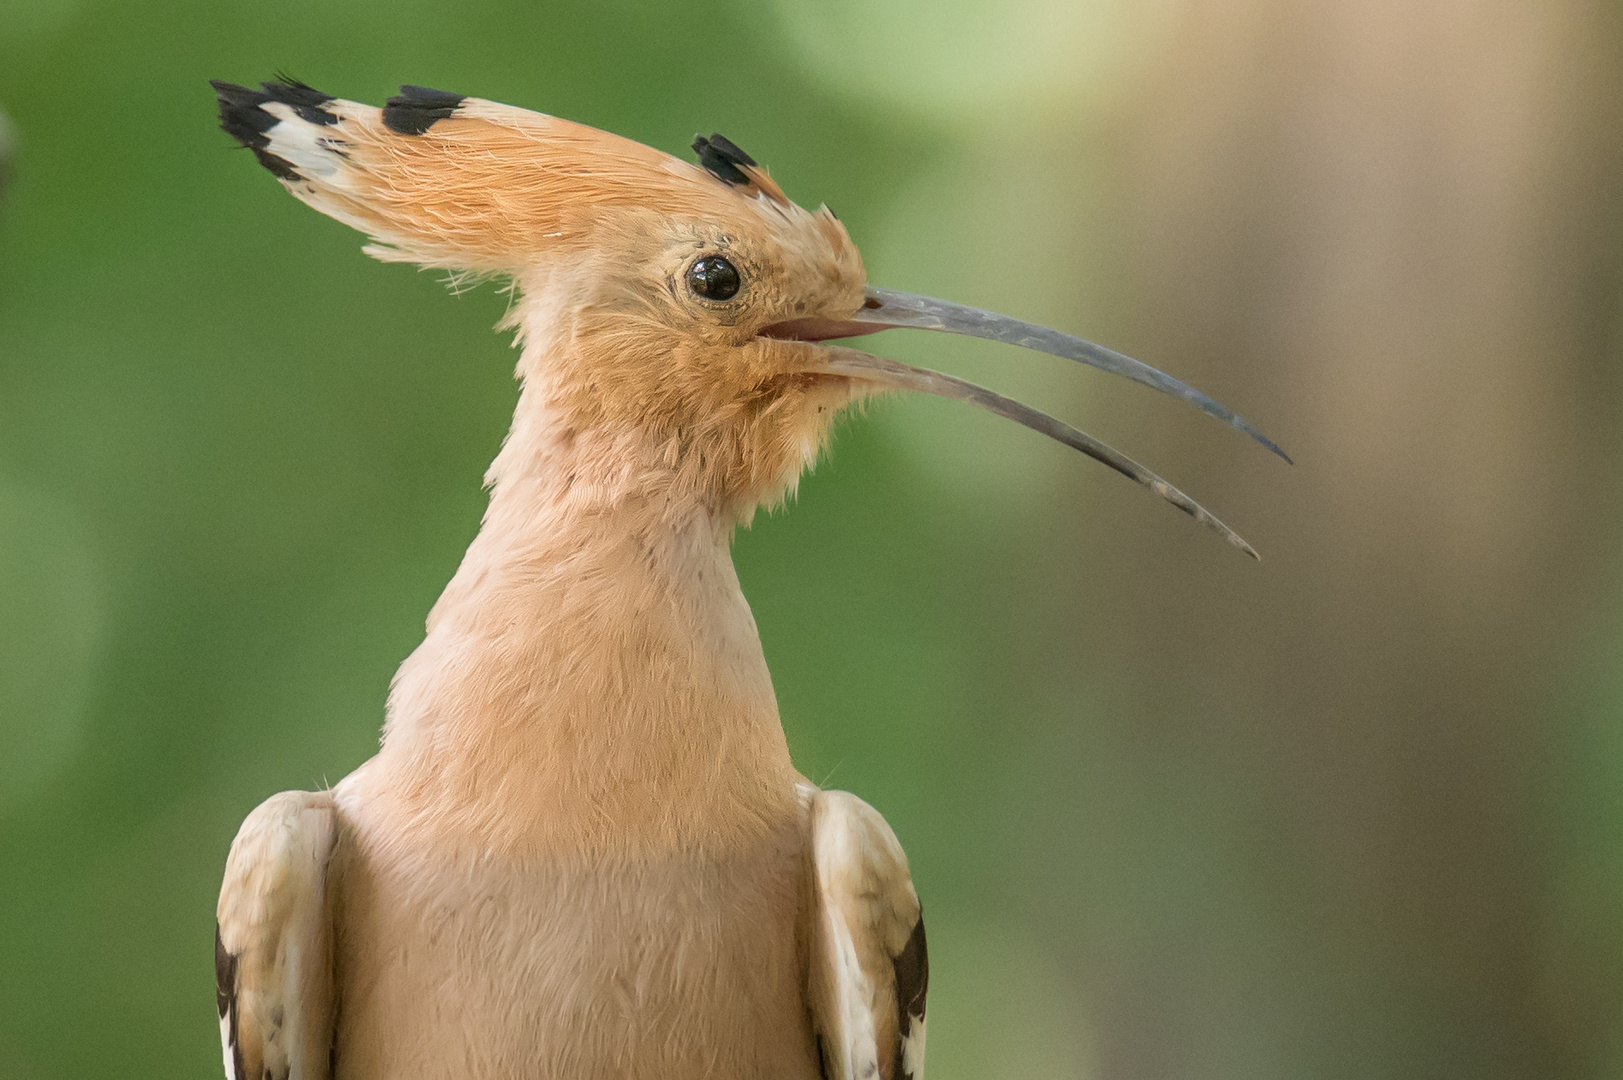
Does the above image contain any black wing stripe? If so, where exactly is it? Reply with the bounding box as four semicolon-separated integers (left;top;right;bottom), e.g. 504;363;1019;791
215;923;244;1080
891;914;928;1080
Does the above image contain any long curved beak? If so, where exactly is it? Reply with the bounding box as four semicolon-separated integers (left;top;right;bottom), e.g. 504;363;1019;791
809;347;1261;559
766;286;1288;560
772;286;1289;463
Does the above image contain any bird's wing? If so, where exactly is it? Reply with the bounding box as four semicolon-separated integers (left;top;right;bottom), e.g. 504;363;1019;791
804;787;929;1080
216;790;336;1080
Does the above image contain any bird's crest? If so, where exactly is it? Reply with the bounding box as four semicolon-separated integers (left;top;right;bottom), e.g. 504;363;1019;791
692;133;789;205
209;77;843;274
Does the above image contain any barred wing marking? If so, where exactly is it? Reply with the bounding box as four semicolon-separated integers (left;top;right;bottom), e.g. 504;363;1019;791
806;788;928;1080
216;790;336;1080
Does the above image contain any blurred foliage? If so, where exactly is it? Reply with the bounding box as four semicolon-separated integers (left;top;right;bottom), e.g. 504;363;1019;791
3;0;1623;1078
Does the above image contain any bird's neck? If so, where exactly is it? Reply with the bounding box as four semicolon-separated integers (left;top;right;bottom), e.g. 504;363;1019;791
371;384;799;855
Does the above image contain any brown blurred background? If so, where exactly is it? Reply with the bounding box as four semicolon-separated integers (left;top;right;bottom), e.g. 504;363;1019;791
2;0;1621;1077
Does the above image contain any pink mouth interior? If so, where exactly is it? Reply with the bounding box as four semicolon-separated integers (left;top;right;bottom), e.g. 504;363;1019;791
757;317;892;343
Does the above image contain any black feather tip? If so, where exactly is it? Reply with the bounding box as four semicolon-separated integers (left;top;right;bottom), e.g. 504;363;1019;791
692;133;757;187
891;915;929;1080
382;85;465;136
210;77;336;180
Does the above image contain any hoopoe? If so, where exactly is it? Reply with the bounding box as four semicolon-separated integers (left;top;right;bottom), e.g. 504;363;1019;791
209;78;1283;1080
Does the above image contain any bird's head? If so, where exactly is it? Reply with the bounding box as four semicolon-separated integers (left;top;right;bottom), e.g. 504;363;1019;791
214;80;1284;551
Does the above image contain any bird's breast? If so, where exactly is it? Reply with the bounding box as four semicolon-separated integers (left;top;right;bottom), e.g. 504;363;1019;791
327;781;822;1080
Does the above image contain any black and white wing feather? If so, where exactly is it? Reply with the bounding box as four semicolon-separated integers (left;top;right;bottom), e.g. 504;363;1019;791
805;788;929;1080
216;790;336;1080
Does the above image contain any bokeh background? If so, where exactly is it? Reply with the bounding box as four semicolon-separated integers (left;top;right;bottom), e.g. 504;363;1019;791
3;0;1623;1076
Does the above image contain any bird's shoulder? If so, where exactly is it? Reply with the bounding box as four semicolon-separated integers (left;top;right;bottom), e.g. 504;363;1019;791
217;789;337;1080
803;785;928;1080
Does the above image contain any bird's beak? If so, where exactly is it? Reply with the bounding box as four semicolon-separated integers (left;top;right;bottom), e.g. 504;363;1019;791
763;286;1289;559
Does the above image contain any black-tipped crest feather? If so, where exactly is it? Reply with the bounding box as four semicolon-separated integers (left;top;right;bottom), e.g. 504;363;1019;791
382;85;465;135
263;76;338;126
693;133;757;186
211;76;336;180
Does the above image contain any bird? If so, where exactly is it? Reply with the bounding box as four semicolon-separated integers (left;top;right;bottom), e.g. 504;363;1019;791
208;77;1284;1080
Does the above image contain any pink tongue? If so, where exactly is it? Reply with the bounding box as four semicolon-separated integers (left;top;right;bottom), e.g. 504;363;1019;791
758;317;892;343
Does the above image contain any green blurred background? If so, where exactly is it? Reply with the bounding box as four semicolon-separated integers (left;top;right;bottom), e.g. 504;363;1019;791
3;0;1623;1076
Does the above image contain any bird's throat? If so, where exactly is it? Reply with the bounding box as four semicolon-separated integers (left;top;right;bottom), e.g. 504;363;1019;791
370;421;799;855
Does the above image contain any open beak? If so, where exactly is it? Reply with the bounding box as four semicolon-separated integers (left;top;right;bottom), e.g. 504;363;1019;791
764;286;1289;560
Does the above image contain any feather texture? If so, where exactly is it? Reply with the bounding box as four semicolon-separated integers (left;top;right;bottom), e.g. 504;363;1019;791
216;790;336;1080
806;787;929;1080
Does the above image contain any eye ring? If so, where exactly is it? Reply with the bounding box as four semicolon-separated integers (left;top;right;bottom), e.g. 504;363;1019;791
687;254;741;302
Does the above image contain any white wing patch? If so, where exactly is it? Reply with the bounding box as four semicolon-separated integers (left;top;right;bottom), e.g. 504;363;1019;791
805;787;929;1080
216;790;336;1080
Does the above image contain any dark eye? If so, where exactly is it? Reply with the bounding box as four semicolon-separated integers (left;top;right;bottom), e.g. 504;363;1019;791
687;254;741;302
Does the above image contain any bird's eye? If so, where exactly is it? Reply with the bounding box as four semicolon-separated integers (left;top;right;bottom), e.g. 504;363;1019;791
687;255;741;302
